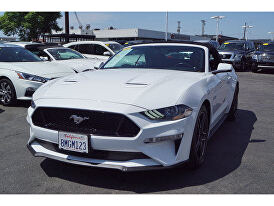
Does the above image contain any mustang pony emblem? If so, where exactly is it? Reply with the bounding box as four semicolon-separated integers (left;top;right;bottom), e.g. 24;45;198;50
70;115;89;124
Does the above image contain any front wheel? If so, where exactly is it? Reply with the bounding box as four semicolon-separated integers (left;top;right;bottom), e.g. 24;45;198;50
188;105;209;169
251;63;259;73
0;79;17;106
227;84;239;121
240;60;247;72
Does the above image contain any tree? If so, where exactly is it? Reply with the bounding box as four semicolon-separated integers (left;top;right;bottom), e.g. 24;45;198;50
0;12;62;41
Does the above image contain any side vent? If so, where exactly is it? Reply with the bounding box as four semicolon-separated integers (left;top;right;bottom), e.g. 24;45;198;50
174;139;182;155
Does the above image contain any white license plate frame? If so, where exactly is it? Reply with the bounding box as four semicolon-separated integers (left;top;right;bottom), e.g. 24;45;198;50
58;132;89;153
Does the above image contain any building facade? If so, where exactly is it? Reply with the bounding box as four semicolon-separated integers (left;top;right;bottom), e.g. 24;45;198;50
55;28;210;42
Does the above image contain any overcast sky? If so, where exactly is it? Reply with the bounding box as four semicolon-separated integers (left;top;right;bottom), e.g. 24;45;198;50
1;12;274;39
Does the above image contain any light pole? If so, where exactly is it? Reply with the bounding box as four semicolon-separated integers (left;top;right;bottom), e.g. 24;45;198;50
268;32;274;41
201;20;206;36
165;12;168;41
211;16;225;42
242;23;253;40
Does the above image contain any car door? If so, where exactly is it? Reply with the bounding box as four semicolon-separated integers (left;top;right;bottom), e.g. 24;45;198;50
207;55;230;127
92;44;111;61
245;42;255;66
77;44;95;59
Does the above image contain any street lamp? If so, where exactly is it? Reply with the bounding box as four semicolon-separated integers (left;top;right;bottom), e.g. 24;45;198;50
165;12;168;42
268;32;274;41
242;23;253;40
211;16;225;42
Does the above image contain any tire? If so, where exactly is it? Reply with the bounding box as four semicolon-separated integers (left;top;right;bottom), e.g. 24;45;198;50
227;84;239;121
188;105;209;169
0;79;17;106
240;60;246;72
251;63;258;73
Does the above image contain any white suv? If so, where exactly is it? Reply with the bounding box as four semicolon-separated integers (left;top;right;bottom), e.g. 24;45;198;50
63;41;124;62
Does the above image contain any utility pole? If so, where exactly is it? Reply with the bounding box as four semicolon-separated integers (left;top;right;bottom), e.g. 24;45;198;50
211;16;225;43
242;23;253;40
65;12;69;43
268;32;274;41
165;12;168;41
201;20;206;36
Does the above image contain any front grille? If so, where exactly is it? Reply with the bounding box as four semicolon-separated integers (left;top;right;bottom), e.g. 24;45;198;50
36;139;148;161
261;55;274;62
32;107;140;137
258;62;274;66
221;54;232;59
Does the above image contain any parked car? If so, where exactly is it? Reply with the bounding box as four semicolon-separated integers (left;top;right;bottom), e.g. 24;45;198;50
0;44;75;106
6;41;50;52
124;39;155;46
30;46;100;72
251;42;274;72
195;39;220;49
218;40;255;71
7;42;99;72
27;42;238;171
63;41;124;62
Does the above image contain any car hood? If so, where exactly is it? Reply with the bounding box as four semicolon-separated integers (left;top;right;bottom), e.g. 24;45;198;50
254;51;274;55
218;50;244;55
53;59;100;72
34;69;204;109
8;61;75;78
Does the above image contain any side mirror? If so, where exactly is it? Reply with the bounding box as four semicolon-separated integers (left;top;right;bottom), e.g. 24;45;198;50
94;61;104;70
212;63;233;74
103;51;112;56
40;56;50;61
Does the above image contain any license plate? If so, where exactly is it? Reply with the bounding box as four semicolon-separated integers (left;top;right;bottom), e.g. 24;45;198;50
58;132;89;153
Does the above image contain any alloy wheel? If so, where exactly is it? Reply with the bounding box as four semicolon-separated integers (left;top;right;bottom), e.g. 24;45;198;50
0;82;12;104
194;111;209;162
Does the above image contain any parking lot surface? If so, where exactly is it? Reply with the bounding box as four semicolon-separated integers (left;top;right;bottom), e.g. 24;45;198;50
0;70;274;194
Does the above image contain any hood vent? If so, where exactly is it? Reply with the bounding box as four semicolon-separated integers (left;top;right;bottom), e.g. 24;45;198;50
125;82;148;86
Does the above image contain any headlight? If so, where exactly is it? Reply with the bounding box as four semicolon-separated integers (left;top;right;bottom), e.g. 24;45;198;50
142;104;193;121
252;54;262;62
252;55;258;60
234;54;243;61
31;100;36;109
16;72;49;83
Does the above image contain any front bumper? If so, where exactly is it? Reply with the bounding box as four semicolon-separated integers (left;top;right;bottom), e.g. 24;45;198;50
14;79;43;100
27;99;197;171
27;141;165;172
256;62;274;69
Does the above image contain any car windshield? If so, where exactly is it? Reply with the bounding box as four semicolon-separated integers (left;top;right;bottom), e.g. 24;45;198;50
0;47;42;62
47;48;85;60
219;42;245;51
258;43;274;52
105;43;124;53
102;45;205;72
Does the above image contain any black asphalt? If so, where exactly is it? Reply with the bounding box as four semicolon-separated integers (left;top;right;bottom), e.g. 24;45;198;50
0;70;273;194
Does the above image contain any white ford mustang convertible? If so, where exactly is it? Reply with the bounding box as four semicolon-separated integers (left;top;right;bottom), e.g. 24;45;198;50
27;42;239;171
